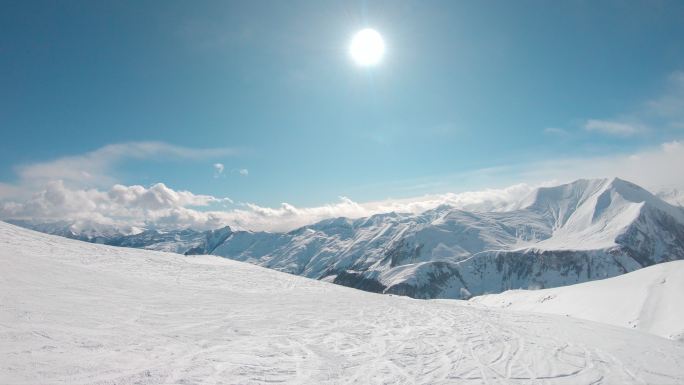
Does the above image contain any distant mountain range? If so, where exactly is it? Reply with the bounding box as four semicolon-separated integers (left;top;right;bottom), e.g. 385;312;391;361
9;177;684;299
6;219;233;255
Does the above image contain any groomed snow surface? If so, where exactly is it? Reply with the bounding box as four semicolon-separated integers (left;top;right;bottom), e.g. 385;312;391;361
2;221;684;384
471;260;684;341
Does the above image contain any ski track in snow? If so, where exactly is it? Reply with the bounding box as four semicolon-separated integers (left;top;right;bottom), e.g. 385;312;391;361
1;222;684;384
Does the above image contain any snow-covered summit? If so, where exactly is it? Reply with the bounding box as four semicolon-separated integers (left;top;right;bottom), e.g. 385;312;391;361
522;177;684;250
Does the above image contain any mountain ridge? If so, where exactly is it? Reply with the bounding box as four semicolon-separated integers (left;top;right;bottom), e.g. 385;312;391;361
7;177;684;299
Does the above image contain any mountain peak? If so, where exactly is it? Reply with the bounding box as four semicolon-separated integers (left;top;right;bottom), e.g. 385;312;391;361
520;178;611;226
522;177;674;217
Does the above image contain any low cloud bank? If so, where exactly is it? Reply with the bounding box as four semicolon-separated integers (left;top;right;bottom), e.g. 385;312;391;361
0;179;535;232
1;141;683;232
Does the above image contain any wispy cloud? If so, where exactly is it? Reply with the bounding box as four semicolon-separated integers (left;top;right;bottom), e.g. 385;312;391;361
582;70;684;137
238;168;249;176
543;127;570;137
517;140;684;193
14;142;238;190
645;71;684;129
583;119;642;136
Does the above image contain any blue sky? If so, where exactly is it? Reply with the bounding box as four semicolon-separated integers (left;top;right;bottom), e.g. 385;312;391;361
2;1;684;230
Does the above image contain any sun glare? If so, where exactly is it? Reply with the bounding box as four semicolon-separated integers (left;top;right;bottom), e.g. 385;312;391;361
349;28;385;66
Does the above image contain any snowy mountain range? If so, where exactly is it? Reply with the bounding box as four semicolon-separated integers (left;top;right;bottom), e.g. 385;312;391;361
10;177;684;299
6;219;233;255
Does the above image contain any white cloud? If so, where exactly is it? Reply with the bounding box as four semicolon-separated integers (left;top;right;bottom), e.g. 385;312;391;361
2;140;684;233
583;71;684;137
13;142;237;190
516;140;684;193
584;119;642;136
0;178;537;232
213;163;225;178
0;142;239;230
227;183;538;232
662;140;682;154
0;180;233;231
543;127;570;137
238;168;249;176
225;139;684;232
646;71;684;129
0;183;22;199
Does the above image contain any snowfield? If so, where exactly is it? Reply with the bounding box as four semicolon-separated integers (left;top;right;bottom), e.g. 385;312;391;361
2;221;684;384
471;260;684;340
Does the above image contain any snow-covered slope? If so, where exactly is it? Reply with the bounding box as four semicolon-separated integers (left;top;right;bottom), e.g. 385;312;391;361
471;260;684;340
2;221;684;384
658;187;684;207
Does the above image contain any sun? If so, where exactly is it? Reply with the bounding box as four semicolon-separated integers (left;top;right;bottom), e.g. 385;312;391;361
349;28;385;66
